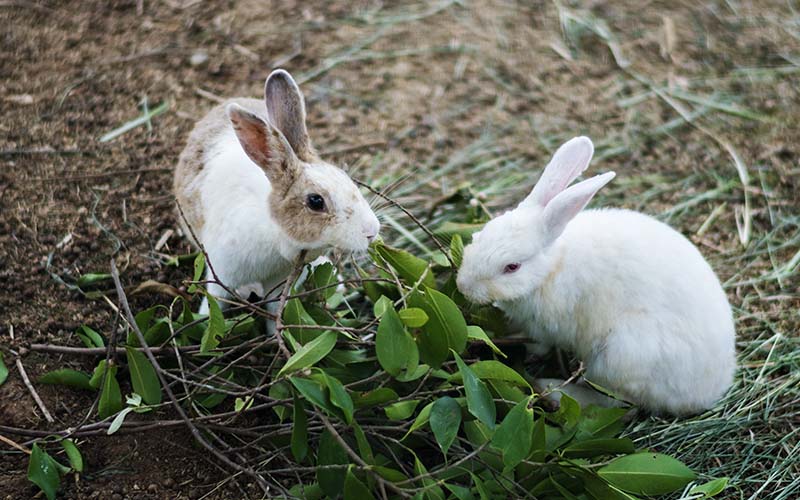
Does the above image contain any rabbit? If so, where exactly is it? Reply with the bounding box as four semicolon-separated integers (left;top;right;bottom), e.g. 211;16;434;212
456;137;735;416
174;69;380;315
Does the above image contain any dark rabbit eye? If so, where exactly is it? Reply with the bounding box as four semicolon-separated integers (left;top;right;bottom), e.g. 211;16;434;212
503;263;520;274
306;193;326;212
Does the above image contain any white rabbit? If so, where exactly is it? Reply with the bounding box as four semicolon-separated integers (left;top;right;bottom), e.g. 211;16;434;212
456;137;735;415
174;69;380;314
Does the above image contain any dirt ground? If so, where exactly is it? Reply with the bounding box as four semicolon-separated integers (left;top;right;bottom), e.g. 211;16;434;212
2;0;799;499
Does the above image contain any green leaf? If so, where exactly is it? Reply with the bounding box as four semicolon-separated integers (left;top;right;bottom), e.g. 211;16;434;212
470;472;491;500
38;369;93;391
375;242;435;288
270;382;291;421
385;400;420;420
410;289;468;368
27;444;60;500
376;306;419;378
562;437;635;458
188;252;205;293
598;452;696;495
278;331;338;376
344;465;376;500
414;455;445;500
76;325;104;348
283;298;320;343
430;396;461;455
60;439;83;473
89;360;108;389
404;401;435;439
576;406;630;440
445;482;474;500
234;397;254;412
398;307;429;327
395;363;429;382
553;392;581;429
290;377;337;415
373;465;407;483
311;261;337;299
291;394;309;461
453;352;495;429
689;477;729;498
529;416;547;461
466;326;506;358
107;407;135;435
491;398;533;469
125;347;161;405
98;363;123;419
463;420;493;447
289;482;324;500
372;295;393;319
0;352;7;386
76;272;112;289
353;387;399;409
450;360;529;389
200;293;225;353
352;423;375;465
316;370;354;424
450;234;464;268
317;429;348;498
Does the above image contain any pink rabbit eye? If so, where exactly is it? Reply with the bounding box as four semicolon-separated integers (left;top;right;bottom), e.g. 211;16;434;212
503;263;520;274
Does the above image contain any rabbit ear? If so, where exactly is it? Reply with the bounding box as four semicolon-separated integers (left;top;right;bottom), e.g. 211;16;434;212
227;103;300;188
520;137;594;208
265;69;315;162
541;171;615;241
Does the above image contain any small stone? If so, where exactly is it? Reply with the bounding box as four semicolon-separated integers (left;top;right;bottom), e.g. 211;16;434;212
163;478;175;488
111;494;122;500
148;484;158;493
190;50;209;66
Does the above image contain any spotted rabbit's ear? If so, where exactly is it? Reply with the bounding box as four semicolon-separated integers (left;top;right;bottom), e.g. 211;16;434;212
540;171;615;243
264;69;316;162
226;102;300;189
519;136;594;209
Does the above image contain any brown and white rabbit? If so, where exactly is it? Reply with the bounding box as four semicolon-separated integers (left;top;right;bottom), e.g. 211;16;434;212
174;69;380;314
456;137;735;415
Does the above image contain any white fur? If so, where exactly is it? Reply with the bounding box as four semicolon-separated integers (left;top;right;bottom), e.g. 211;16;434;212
456;137;735;415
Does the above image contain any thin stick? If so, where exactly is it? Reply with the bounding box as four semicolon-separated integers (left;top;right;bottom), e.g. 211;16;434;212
273;251;308;359
0;433;31;454
15;359;54;424
29;344;202;356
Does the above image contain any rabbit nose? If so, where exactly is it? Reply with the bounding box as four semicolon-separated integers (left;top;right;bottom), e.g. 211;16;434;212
363;220;380;241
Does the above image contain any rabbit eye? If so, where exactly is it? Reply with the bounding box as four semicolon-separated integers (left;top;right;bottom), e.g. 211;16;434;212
306;193;326;212
503;263;520;274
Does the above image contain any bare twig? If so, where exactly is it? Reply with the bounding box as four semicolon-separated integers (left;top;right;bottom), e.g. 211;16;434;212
29;344;202;356
0;433;31;454
15;359;54;424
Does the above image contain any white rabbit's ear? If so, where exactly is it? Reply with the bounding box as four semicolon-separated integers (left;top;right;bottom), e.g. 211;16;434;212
227;103;300;188
541;171;615;241
265;69;315;162
520;137;594;208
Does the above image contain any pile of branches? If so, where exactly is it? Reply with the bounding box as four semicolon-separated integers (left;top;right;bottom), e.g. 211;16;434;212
2;226;724;499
